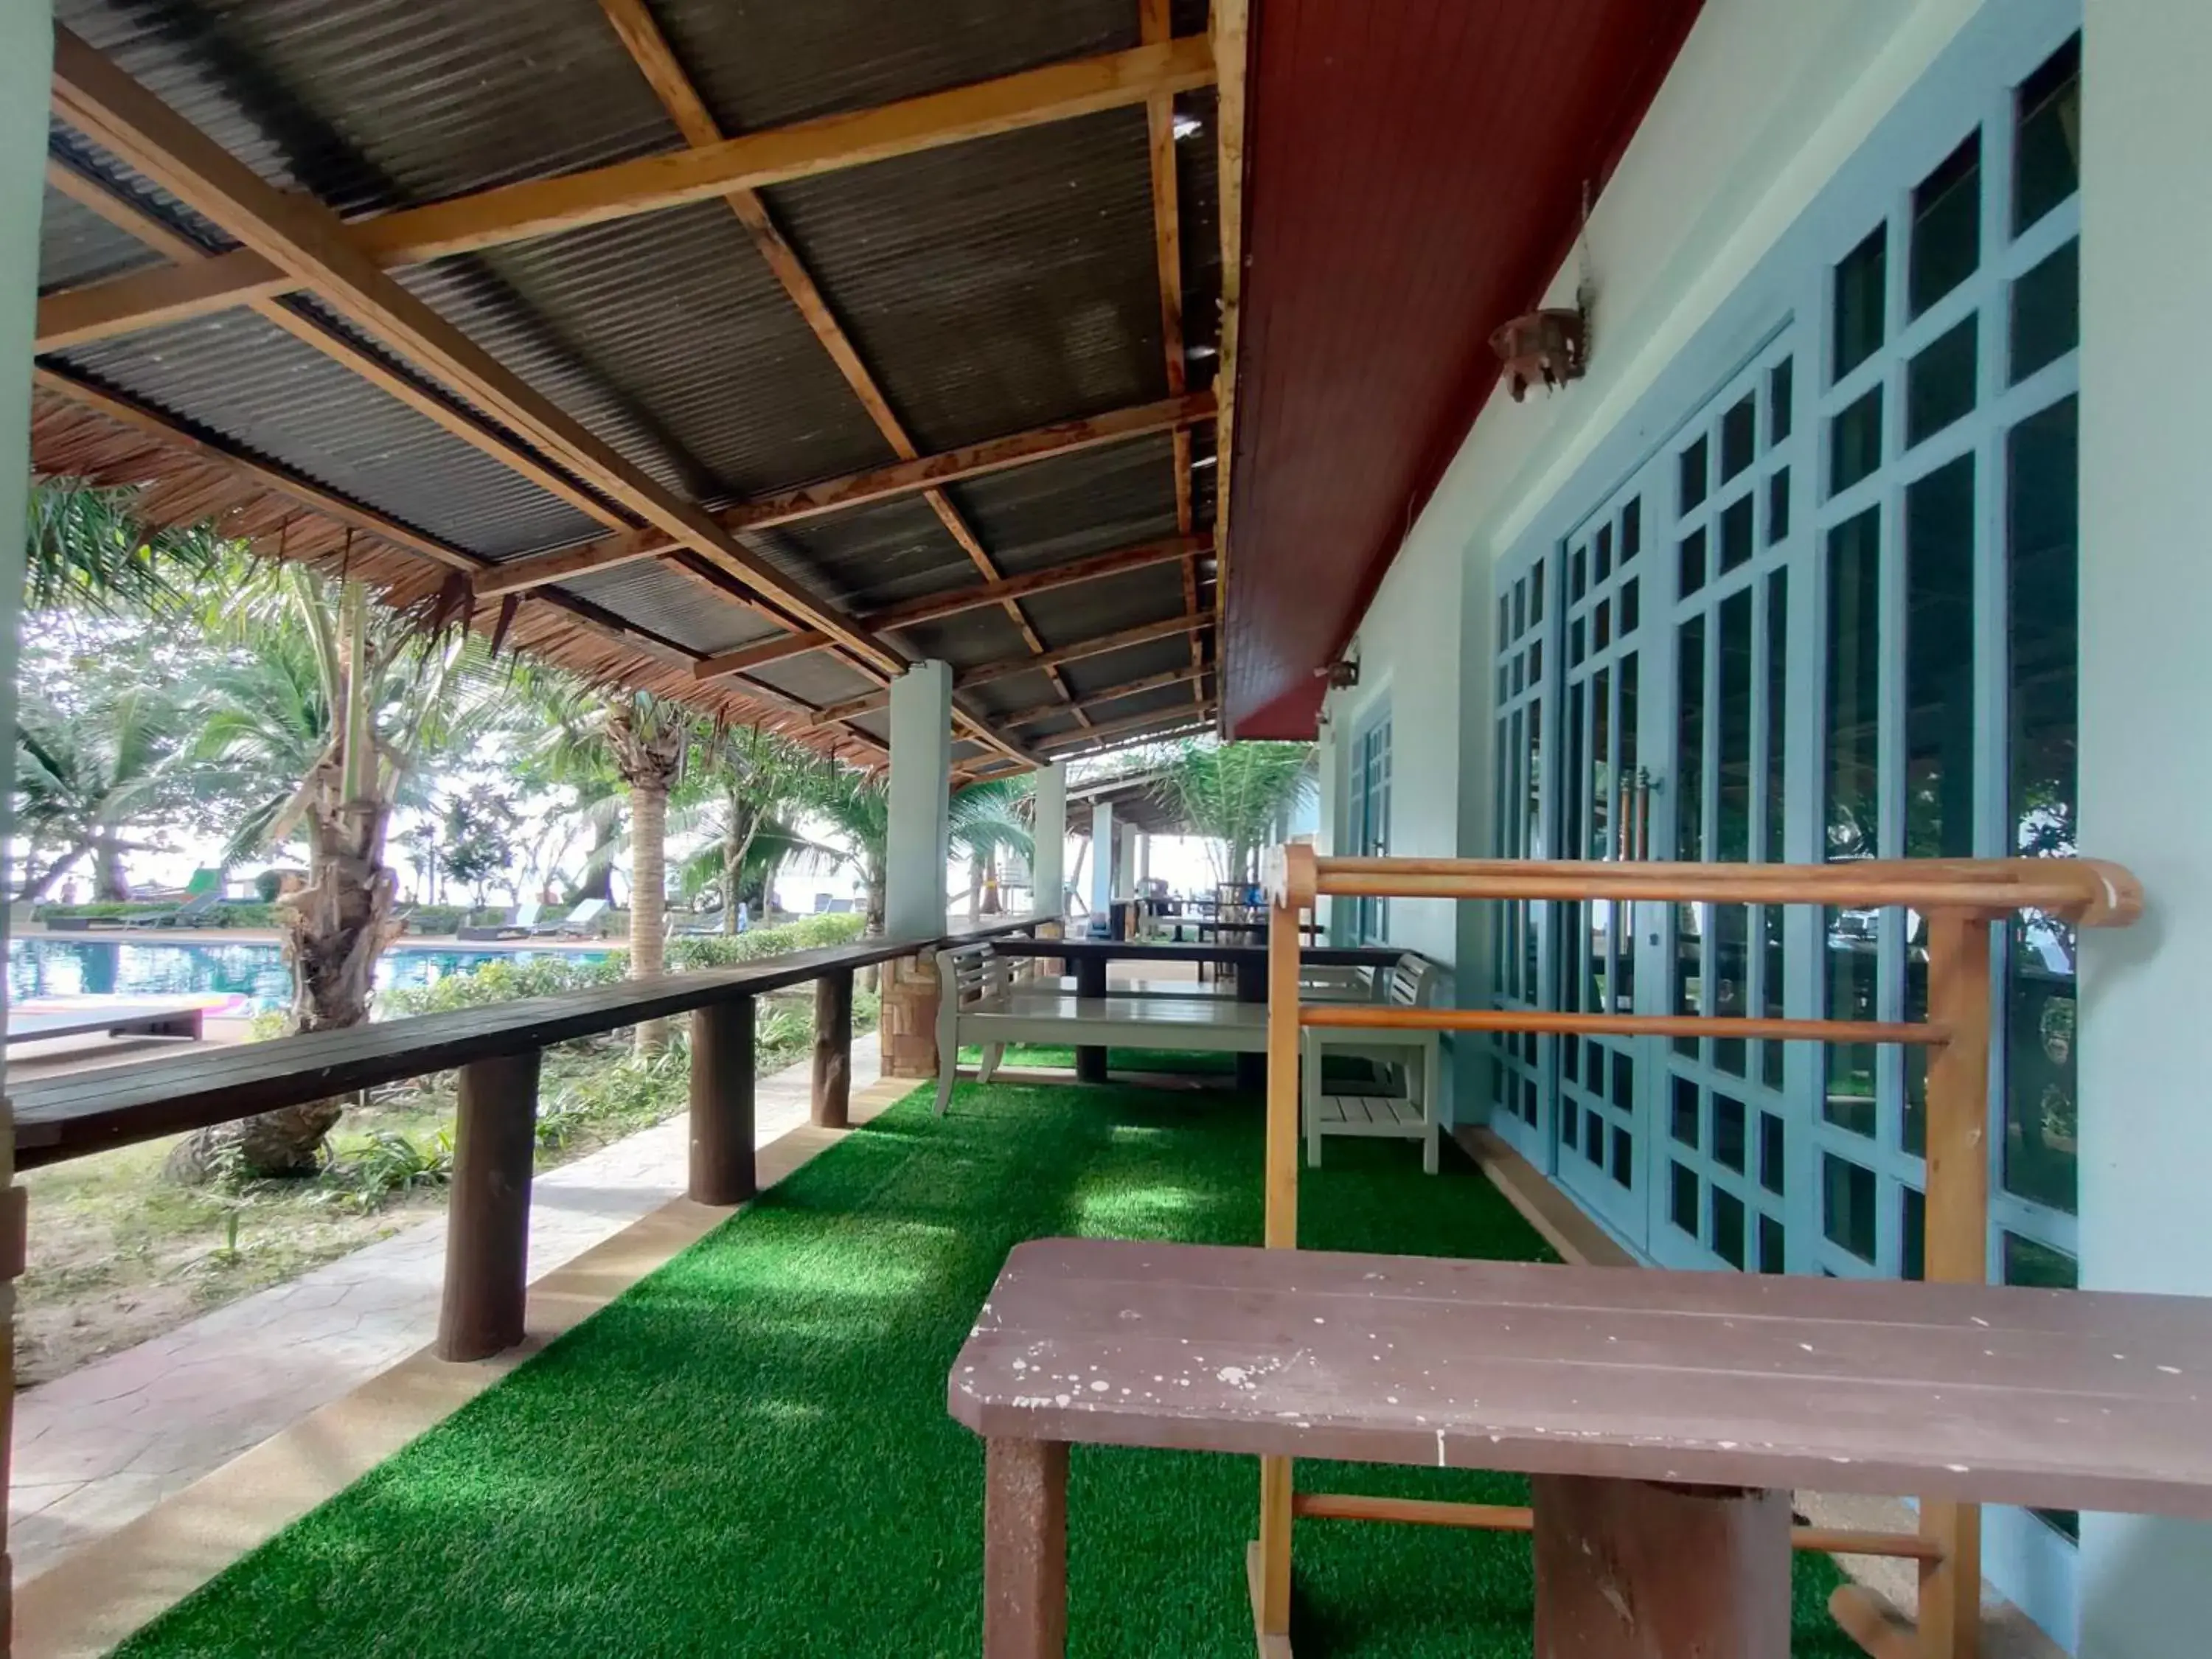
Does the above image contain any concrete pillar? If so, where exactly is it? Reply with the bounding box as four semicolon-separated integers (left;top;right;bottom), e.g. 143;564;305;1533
1114;820;1136;894
885;660;952;940
1032;762;1067;919
0;0;54;1625
1088;800;1116;925
2079;4;2212;1652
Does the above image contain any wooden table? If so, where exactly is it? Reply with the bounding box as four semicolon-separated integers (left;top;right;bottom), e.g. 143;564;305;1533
984;940;1406;1085
950;1237;2212;1658
5;998;206;1046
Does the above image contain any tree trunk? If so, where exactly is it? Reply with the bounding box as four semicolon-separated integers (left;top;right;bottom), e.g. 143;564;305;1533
18;843;86;902
981;849;1002;914
722;826;740;935
166;795;400;1183
93;831;131;901
576;815;617;903
631;779;669;1054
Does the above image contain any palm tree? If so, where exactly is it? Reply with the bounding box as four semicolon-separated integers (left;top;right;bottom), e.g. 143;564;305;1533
512;666;627;905
167;565;495;1179
12;689;184;900
949;775;1034;917
682;723;820;931
803;766;891;933
602;690;689;1054
25;478;222;615
1151;741;1318;885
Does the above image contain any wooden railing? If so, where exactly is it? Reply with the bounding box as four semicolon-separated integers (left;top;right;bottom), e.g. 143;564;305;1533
1256;848;2143;1659
0;916;1042;1627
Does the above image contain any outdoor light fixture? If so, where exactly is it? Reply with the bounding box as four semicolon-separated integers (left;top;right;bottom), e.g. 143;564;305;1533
1490;306;1587;403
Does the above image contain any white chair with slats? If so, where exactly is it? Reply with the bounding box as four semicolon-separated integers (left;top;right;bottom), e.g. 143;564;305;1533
934;944;1021;1115
1300;953;1441;1172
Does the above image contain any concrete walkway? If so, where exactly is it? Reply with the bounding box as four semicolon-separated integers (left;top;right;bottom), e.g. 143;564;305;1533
9;1040;884;1583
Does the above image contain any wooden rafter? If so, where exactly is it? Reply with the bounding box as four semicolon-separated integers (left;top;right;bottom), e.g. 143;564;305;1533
1209;0;1251;728
691;533;1209;681
1139;0;1207;695
46;32;1036;768
1052;713;1212;762
1036;697;1217;752
469;392;1215;597
812;613;1211;725
35;38;1217;354
594;0;1088;726
1001;662;1211;728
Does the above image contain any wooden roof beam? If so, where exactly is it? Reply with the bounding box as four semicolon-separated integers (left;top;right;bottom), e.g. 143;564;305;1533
49;28;912;685
812;613;1211;726
690;533;1208;681
1001;662;1211;728
595;0;1085;732
35;37;1217;353
1208;0;1250;734
471;392;1214;599
1036;698;1217;753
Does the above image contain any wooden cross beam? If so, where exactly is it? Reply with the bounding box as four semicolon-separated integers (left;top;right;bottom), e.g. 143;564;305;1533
35;38;1218;352
469;394;1214;599
1035;698;1218;752
690;535;1209;681
812;613;1211;726
1001;663;1213;728
1209;0;1251;732
593;0;1091;727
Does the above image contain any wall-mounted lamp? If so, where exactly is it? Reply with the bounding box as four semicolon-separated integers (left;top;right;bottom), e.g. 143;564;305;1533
1489;306;1587;403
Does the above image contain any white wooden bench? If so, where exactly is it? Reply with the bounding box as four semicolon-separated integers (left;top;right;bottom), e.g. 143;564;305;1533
1301;953;1441;1172
933;942;1267;1116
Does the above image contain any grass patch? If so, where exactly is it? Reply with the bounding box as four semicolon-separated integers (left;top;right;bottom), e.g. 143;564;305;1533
116;1079;1859;1658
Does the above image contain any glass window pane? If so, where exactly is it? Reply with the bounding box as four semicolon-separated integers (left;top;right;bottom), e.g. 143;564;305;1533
1907;316;1979;445
1768;470;1791;545
2010;238;2079;384
1620;577;1639;635
1759;1111;1787;1196
1719;494;1755;575
1721;394;1757;483
2005;396;2080;1213
2003;1231;2077;1290
1572;544;1587;602
1681;435;1710;512
1833;226;1888;380
1718;589;1753;863
1830;386;1885;495
1621;498;1642;560
1902;1186;1927;1282
1530;561;1545;625
1672;1076;1701;1147
1679;528;1708;597
1764;570;1789;865
1678;613;1706;861
2014;36;2081;236
1910;134;1981;317
1825;511;1881;1132
1759;1213;1787;1275
1823;1153;1879;1262
1610;1125;1632;1187
1672;1162;1700;1235
1770;358;1795;444
1712;1189;1747;1269
1596;524;1613;582
1714;1093;1747;1173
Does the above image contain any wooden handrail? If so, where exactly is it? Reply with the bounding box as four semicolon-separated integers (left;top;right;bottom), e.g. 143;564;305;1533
1267;850;2142;928
1300;1006;1948;1046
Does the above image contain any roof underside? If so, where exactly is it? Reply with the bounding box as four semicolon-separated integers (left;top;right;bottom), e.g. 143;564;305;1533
30;0;1225;772
1220;0;1703;737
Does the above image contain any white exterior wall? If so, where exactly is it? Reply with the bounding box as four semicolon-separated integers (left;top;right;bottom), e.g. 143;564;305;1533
2075;1;2212;1653
1321;0;1984;947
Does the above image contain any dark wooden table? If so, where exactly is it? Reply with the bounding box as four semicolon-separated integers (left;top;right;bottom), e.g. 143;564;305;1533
5;998;206;1046
985;939;1406;1085
951;1237;2212;1658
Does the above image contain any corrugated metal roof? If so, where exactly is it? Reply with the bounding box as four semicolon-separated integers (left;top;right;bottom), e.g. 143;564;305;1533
757;494;973;615
37;181;165;293
397;205;898;504
943;429;1180;577
650;0;1135;135
763;108;1168;454
56;0;678;214
53;307;610;559
562;561;766;659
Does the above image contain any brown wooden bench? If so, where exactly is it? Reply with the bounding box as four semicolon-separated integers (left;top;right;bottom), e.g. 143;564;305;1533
950;1236;2212;1658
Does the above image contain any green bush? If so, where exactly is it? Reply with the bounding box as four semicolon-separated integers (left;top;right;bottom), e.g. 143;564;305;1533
35;899;278;927
253;869;285;903
664;912;866;969
376;952;627;1019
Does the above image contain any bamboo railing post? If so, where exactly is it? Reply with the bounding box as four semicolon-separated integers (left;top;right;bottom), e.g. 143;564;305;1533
1255;845;1312;1649
812;969;854;1130
1916;909;1993;1659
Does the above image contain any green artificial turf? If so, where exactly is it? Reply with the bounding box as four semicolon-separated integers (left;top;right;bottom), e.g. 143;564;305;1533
116;1080;1861;1658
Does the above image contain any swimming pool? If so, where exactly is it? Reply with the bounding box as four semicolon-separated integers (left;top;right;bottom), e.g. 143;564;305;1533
6;937;613;1016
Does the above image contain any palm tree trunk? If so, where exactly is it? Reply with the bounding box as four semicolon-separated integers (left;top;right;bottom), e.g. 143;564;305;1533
93;831;130;901
631;779;669;1054
722;824;740;935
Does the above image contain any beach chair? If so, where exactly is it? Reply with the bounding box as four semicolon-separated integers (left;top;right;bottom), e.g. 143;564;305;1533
119;889;226;930
456;902;542;941
538;897;609;938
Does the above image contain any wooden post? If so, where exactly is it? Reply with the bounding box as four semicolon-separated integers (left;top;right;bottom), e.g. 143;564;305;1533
1255;855;1306;1645
690;995;757;1205
1532;1475;1792;1658
984;1436;1068;1659
1918;909;1993;1659
812;970;853;1130
1074;953;1110;1084
437;1049;540;1362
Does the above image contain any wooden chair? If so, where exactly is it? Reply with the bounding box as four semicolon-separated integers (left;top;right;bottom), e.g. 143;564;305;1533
933;943;1021;1114
1301;953;1440;1172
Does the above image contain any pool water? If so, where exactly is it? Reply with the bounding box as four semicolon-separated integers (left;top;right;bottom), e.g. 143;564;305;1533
7;938;612;1016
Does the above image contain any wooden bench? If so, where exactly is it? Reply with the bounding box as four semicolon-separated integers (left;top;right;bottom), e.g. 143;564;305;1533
1300;954;1439;1172
934;942;1267;1115
950;1237;2212;1658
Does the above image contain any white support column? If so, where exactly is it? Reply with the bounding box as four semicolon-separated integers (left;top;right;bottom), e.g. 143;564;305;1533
1;0;54;1618
2079;4;2212;1653
1088;800;1116;925
885;661;952;940
1031;762;1067;920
